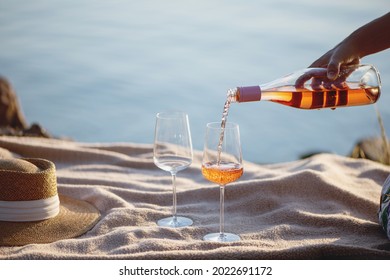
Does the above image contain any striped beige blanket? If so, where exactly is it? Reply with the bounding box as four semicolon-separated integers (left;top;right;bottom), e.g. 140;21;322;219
0;136;389;259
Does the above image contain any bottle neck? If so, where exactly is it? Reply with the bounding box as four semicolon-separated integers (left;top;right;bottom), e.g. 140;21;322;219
230;86;262;103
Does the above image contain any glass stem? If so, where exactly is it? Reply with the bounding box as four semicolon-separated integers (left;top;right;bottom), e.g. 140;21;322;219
219;185;225;239
171;172;177;223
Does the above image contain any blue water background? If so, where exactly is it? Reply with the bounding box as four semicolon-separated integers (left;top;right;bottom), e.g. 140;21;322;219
0;0;389;163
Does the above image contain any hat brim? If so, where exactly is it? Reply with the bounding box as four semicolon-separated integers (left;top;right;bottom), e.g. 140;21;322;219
0;195;100;246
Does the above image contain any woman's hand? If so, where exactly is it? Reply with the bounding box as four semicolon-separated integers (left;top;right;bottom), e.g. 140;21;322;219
309;12;390;80
309;41;361;81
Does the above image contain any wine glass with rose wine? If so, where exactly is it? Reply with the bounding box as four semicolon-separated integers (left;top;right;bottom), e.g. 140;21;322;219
153;111;193;227
201;122;243;241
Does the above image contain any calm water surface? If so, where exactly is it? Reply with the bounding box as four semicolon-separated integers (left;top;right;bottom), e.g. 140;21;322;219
0;0;389;163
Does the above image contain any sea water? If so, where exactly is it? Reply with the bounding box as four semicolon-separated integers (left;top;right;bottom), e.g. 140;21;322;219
0;0;389;163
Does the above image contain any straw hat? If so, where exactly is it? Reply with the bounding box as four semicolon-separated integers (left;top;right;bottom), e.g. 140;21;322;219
0;158;100;246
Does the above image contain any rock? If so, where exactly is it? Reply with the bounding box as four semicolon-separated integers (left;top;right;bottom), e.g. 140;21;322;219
23;123;51;138
350;137;390;165
0;76;52;138
0;76;27;129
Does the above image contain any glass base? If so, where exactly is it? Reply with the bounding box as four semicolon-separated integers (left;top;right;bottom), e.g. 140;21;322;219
157;216;193;228
203;232;240;242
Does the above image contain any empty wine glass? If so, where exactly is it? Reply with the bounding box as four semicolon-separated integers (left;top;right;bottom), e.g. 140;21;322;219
201;122;243;242
153;111;193;227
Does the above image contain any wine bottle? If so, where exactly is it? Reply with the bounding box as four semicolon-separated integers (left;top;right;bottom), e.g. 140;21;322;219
229;64;381;109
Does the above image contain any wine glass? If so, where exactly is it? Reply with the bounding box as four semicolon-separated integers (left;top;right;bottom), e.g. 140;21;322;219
153;111;193;227
201;122;243;242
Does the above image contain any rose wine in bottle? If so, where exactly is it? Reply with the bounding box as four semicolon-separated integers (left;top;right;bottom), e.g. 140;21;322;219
228;64;381;109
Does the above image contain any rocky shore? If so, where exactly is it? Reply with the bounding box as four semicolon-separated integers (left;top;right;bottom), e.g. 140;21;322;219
0;76;51;138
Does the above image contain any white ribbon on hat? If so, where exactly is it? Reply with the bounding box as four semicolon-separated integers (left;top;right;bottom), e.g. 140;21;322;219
0;195;60;222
